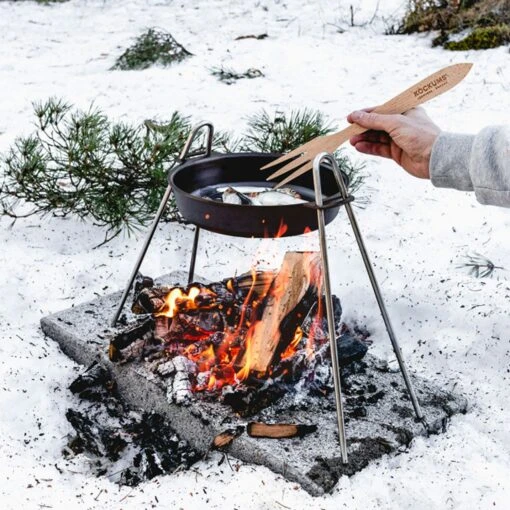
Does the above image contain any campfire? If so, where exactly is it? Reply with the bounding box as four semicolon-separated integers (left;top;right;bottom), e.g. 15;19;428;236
37;127;467;491
109;251;369;414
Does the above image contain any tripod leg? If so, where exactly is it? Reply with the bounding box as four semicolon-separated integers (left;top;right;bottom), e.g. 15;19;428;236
110;185;173;327
332;168;425;422
188;227;200;285
313;156;349;464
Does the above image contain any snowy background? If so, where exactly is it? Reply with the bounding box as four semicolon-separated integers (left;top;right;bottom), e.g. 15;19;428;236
1;0;510;508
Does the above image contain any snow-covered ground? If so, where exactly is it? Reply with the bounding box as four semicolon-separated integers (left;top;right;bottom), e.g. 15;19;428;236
1;0;509;508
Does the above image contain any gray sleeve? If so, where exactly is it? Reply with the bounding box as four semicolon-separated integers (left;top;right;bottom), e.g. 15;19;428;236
430;126;510;207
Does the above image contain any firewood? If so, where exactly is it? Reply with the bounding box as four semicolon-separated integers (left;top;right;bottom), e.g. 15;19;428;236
211;426;245;450
109;317;154;361
247;422;317;439
133;275;154;299
236;251;322;376
131;286;172;314
166;311;224;342
69;363;111;395
226;270;276;297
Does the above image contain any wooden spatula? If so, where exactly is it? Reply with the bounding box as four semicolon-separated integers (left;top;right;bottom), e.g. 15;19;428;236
262;63;473;188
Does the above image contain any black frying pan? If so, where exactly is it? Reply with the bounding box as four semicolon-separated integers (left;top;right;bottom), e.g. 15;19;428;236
169;152;349;238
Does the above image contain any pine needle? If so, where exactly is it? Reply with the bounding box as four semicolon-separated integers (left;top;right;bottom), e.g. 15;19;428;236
458;252;505;278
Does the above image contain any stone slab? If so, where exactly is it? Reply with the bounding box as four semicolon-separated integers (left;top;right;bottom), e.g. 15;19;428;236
40;272;468;496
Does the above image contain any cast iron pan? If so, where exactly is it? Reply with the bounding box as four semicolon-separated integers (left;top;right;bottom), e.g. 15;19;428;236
169;152;348;238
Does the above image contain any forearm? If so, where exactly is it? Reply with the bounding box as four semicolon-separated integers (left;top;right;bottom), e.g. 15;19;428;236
430;126;510;207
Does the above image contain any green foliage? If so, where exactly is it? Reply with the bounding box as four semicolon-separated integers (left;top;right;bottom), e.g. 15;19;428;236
0;98;197;241
398;0;510;50
444;24;510;49
241;109;332;153
333;150;366;195
0;101;365;242
112;28;192;71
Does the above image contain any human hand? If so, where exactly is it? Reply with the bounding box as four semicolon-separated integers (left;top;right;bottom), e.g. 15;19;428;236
347;107;441;179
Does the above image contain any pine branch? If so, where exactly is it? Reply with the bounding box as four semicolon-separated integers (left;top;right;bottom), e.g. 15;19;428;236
0;98;194;237
112;29;192;71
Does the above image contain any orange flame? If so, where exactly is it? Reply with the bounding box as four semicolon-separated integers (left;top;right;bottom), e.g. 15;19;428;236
237;252;324;380
280;326;303;360
234;268;260;381
274;219;288;238
157;286;216;318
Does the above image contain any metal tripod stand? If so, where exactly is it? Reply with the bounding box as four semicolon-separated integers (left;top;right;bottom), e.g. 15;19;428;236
111;124;425;465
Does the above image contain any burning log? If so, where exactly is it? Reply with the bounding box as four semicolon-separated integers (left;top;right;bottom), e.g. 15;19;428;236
166;311;224;342
236;252;322;376
154;315;169;340
108;256;369;412
170;355;196;404
247;422;317;439
223;270;276;297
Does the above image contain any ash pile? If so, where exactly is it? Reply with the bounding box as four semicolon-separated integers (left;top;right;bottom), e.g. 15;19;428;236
64;363;200;486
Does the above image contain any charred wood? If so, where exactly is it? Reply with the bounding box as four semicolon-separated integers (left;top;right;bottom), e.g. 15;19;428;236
220;382;288;417
166;311;224;342
222;270;275;298
301;295;342;341
109;317;154;361
69;363;111;396
133;274;154;301
132;286;171;314
125;412;199;477
66;367;199;487
338;331;368;367
65;408;127;461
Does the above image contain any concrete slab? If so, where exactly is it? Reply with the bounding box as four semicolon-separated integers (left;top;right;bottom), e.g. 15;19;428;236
41;272;467;496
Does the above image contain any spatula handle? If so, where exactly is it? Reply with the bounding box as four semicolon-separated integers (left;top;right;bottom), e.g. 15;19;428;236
330;63;473;146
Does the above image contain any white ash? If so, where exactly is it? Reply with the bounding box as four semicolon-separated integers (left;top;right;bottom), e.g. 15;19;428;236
168;356;196;404
156;359;176;377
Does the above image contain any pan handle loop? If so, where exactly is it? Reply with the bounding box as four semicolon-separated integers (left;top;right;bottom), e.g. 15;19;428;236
179;122;215;162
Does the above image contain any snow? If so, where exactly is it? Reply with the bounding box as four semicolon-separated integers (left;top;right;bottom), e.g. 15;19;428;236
1;0;510;508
